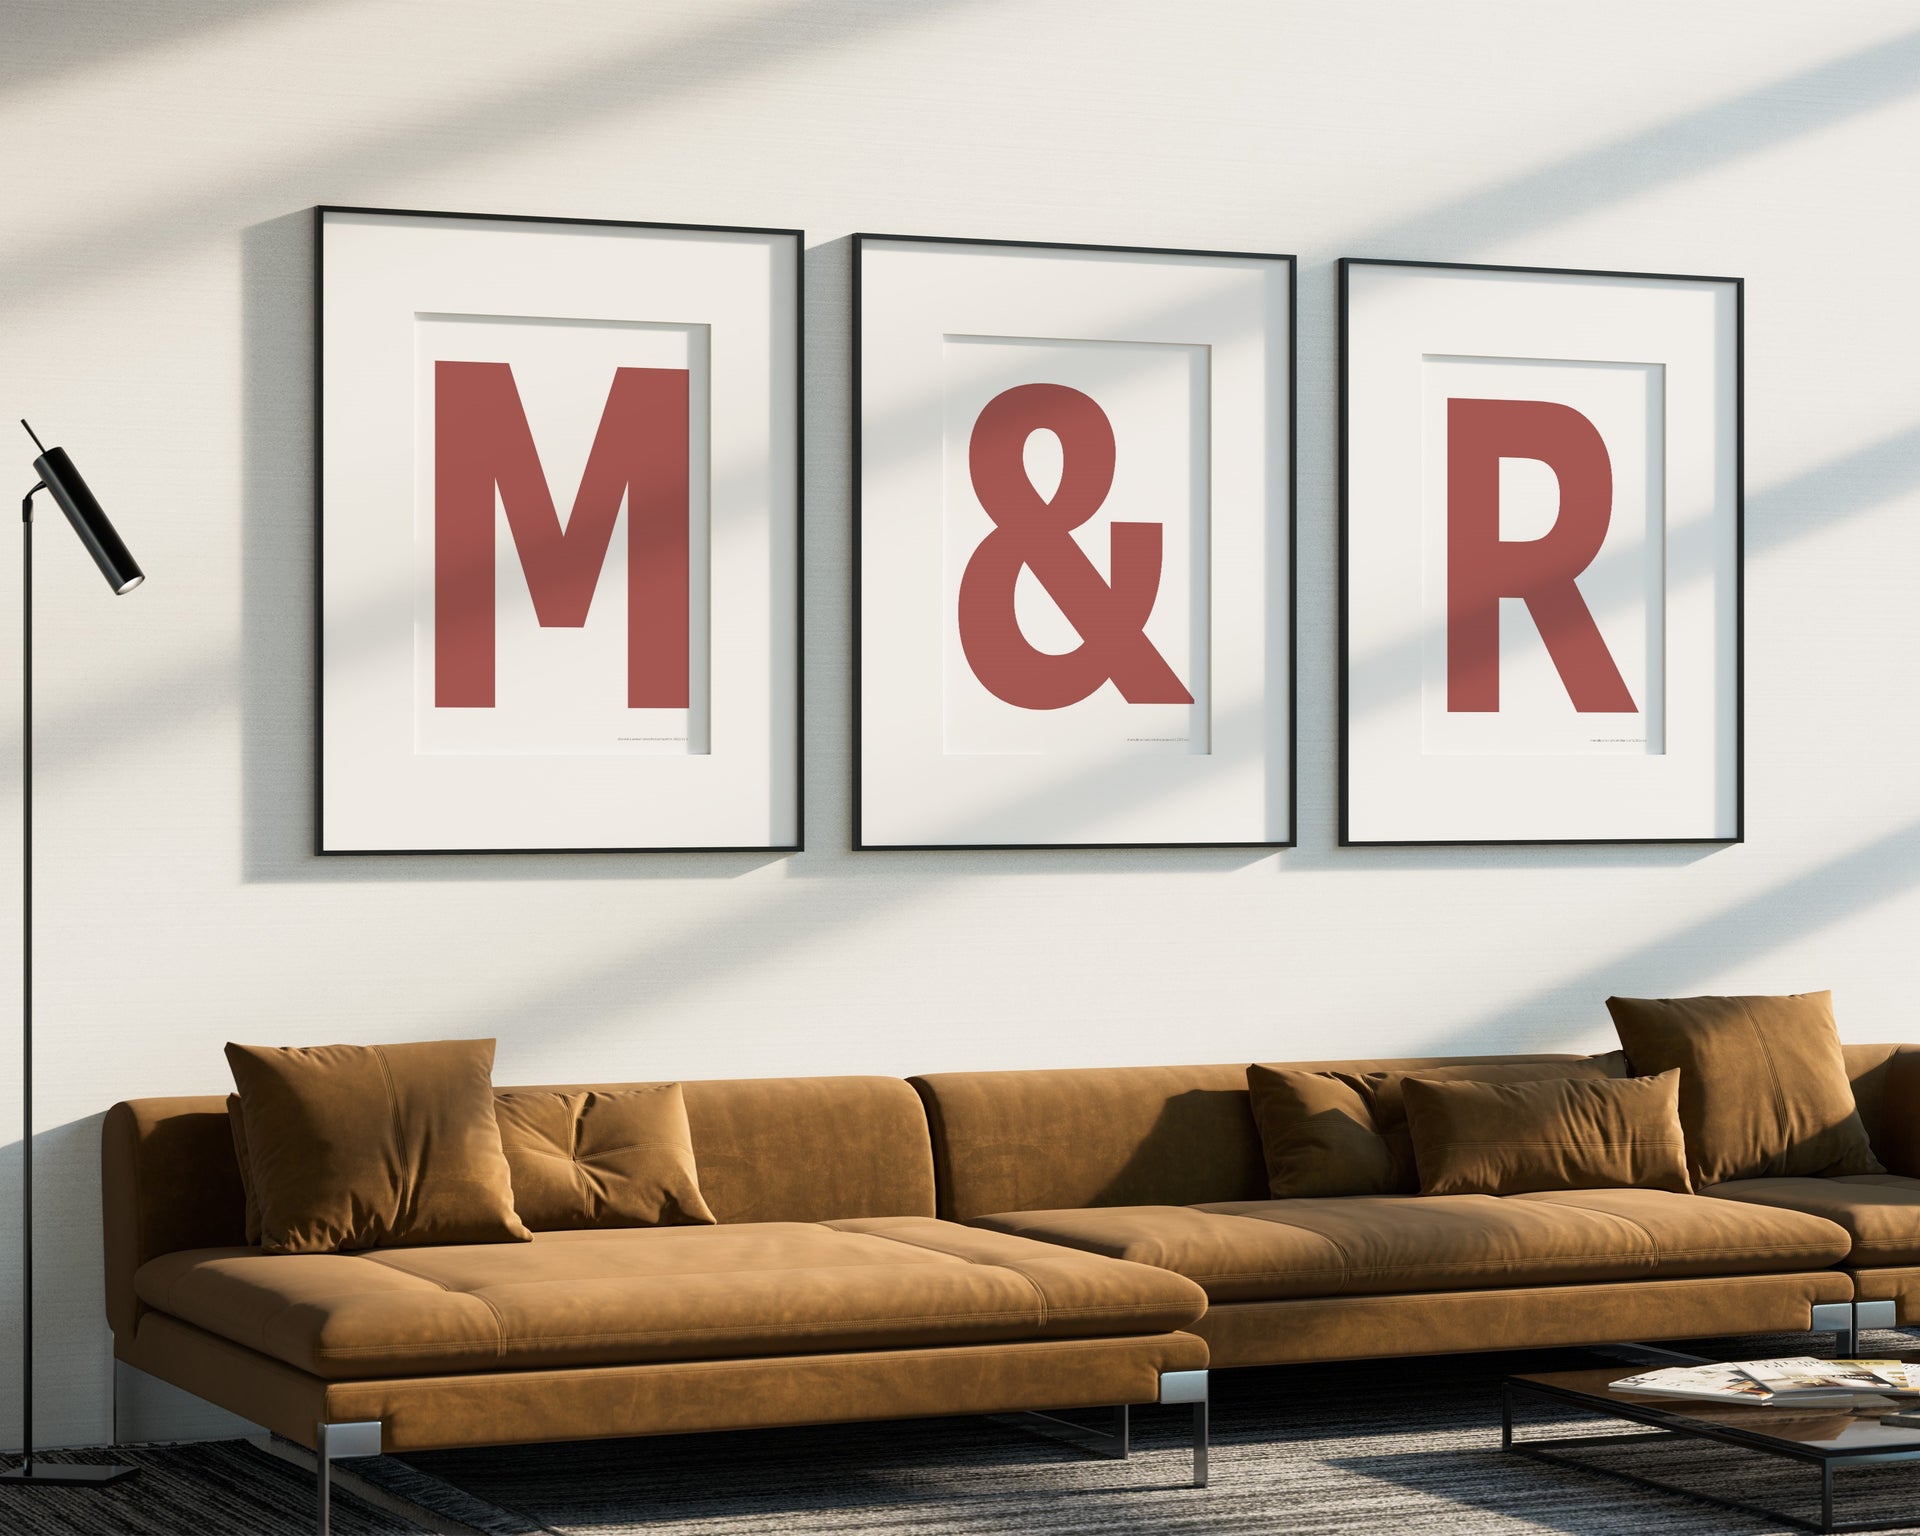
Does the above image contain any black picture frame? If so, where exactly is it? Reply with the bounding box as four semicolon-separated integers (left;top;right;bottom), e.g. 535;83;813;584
1337;255;1743;847
852;231;1298;852
314;205;805;855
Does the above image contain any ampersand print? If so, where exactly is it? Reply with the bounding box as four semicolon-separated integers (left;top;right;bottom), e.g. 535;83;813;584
957;383;1194;710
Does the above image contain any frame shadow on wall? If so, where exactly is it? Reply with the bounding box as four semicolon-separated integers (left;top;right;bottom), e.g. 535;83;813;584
238;217;1730;885
240;58;1920;888
238;209;792;884
813;232;1282;877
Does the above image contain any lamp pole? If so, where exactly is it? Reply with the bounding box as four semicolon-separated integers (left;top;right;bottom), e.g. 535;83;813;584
1;422;140;1488
19;475;31;1480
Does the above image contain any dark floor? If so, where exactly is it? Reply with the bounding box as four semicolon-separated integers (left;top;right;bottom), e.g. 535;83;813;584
10;1333;1920;1536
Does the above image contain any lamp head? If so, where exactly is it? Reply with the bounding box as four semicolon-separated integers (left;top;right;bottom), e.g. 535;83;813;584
21;421;143;594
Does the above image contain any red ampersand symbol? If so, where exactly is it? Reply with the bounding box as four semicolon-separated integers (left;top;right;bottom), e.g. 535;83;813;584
957;383;1194;710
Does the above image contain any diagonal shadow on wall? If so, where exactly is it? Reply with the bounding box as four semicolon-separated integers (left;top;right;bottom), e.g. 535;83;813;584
427;810;1920;1066
1346;26;1920;257
0;0;977;319
3;0;337;97
5;16;1916;857
1395;816;1920;1057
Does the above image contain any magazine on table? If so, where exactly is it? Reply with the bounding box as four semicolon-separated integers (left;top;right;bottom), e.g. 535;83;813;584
1736;1358;1920;1398
1610;1363;1779;1405
1609;1358;1917;1406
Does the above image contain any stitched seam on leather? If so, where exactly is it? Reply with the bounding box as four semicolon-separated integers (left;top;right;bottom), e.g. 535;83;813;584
153;1275;451;1326
363;1256;953;1285
301;1305;1183;1356
1218;1271;1842;1298
1242;1283;1845;1314
1529;1195;1666;1266
160;1235;1843;1337
361;1253;455;1289
372;1052;410;1167
352;1335;1165;1389
1175;1243;1846;1283
1211;1211;1358;1294
149;1247;463;1340
187;1264;463;1352
1448;1138;1685;1148
1744;997;1793;1161
845;1228;1056;1325
303;1298;1180;1351
467;1289;508;1361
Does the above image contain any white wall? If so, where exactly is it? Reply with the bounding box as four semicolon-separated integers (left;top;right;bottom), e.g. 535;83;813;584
4;0;1919;1450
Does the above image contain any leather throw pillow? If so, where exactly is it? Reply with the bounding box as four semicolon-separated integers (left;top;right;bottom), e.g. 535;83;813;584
226;1038;532;1255
494;1084;716;1230
1244;1066;1393;1197
1402;1069;1691;1196
1247;1054;1627;1197
1606;991;1883;1186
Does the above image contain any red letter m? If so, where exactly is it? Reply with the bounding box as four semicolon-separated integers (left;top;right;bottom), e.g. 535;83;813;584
434;361;689;709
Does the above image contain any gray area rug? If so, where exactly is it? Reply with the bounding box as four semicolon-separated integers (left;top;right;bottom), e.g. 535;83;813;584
0;1440;427;1534
11;1331;1920;1534
376;1328;1920;1535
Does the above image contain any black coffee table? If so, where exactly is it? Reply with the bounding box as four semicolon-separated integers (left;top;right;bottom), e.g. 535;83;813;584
1504;1359;1920;1533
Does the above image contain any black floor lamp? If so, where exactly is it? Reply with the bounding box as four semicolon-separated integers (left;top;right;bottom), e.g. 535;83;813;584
0;422;142;1488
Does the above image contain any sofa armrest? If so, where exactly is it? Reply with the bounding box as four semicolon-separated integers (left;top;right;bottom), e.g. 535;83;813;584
101;1097;248;1341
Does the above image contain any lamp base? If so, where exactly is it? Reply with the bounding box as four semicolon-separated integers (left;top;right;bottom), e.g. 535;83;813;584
0;1461;140;1486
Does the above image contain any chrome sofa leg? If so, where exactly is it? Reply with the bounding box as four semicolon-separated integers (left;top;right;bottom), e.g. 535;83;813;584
1855;1299;1899;1344
314;1420;381;1536
1812;1302;1857;1356
1158;1369;1209;1488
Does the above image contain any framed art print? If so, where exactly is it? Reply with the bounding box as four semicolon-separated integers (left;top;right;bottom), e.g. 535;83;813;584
1340;258;1741;846
854;234;1295;849
317;207;801;852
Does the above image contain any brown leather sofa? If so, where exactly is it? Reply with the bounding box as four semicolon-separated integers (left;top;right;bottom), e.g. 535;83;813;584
909;1047;1919;1367
102;1076;1211;1535
102;1047;1920;1534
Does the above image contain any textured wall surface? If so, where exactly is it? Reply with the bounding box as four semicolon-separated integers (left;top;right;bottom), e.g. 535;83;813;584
3;0;1919;1447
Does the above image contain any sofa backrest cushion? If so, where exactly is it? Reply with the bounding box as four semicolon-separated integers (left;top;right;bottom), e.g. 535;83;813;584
1845;1040;1905;1165
911;1055;1603;1221
102;1073;934;1339
676;1076;935;1224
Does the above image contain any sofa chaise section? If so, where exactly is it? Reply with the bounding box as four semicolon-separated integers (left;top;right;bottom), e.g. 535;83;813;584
910;1058;1867;1367
133;1221;1202;1379
102;1077;1209;1476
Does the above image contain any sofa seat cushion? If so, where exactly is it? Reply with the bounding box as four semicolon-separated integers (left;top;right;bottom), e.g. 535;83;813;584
973;1190;1851;1304
132;1218;1207;1381
1704;1176;1920;1266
